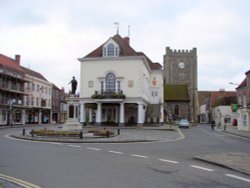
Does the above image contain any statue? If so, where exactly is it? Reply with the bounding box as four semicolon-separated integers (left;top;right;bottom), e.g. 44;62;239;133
69;76;78;95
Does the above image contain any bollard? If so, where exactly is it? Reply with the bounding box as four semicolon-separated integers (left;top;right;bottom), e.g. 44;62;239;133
22;129;25;136
224;124;226;132
31;130;34;137
117;129;120;135
79;131;83;139
106;130;110;138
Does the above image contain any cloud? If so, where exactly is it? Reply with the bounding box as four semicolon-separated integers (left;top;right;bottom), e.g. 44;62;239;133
0;0;249;92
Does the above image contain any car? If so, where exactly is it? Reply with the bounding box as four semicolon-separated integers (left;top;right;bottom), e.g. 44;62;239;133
178;119;189;128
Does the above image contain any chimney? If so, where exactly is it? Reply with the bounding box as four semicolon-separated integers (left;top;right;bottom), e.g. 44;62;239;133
123;37;130;46
15;55;20;64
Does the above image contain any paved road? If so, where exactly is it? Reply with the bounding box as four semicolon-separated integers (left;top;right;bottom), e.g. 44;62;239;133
0;125;249;188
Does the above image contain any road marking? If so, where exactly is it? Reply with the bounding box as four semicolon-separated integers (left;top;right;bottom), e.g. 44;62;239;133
225;174;250;183
87;147;101;151
49;142;63;145
190;165;214;172
158;158;179;164
130;154;148;158
0;173;41;188
68;144;81;148
109;151;124;154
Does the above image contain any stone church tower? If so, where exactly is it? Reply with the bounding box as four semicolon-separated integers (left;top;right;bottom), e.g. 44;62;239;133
163;47;198;122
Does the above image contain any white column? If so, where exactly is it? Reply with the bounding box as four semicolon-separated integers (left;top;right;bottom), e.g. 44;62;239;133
160;104;164;125
80;103;85;123
137;104;144;125
96;103;102;126
38;109;42;124
89;108;93;124
22;109;26;125
119;102;125;126
115;106;119;123
0;109;2;125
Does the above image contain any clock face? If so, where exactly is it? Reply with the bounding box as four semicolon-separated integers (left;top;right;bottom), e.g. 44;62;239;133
178;62;185;69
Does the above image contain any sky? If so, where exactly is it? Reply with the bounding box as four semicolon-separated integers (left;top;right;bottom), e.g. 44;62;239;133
0;0;249;93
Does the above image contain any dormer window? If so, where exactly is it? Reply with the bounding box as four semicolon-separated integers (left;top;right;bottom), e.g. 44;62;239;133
107;44;115;56
103;39;119;57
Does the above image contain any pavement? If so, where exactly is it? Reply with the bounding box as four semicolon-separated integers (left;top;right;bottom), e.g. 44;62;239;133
194;124;250;175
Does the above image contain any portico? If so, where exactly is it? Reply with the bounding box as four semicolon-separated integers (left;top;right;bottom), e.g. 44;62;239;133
80;99;147;126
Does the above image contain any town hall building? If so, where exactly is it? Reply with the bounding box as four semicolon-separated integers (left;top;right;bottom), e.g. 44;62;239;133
78;34;164;126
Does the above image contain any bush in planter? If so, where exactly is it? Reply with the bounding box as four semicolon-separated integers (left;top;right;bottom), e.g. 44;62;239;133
88;128;114;136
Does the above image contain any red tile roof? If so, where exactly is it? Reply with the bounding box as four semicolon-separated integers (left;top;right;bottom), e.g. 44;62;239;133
21;66;48;81
198;91;236;107
83;34;162;70
0;54;24;73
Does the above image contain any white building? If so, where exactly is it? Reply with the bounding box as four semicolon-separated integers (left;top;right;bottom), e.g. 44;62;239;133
212;106;237;127
22;67;53;124
78;34;164;126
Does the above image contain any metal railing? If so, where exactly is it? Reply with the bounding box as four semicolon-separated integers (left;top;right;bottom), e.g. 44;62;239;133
92;90;126;99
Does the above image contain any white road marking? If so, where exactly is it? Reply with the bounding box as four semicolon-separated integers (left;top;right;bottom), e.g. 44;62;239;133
130;154;148;158
49;142;63;145
68;144;81;148
87;147;101;151
225;174;250;183
190;165;214;172
158;158;179;164
109;151;124;154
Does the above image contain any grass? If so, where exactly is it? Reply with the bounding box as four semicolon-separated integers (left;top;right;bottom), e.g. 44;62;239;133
0;182;5;188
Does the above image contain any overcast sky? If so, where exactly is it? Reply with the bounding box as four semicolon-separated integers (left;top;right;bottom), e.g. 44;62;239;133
1;0;249;93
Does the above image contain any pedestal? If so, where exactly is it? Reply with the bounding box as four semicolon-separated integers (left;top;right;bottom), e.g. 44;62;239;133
62;95;82;131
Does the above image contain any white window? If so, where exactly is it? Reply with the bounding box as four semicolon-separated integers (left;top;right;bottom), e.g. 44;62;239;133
103;40;119;57
106;73;116;92
117;80;121;92
107;43;115;56
101;81;104;92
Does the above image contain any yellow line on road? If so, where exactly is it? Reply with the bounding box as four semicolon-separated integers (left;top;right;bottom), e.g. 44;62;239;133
176;127;185;140
0;174;41;188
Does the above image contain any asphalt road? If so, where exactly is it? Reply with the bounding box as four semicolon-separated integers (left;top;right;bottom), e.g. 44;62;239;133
0;125;250;188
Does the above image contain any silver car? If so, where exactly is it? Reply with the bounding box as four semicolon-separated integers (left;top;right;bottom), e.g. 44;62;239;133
178;119;189;128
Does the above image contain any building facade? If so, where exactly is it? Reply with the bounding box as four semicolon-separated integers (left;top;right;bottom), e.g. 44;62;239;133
236;70;250;131
0;54;27;125
22;67;53;124
163;47;198;122
78;34;164;126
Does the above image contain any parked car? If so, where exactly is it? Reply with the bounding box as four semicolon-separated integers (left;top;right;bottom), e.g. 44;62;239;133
178;118;189;128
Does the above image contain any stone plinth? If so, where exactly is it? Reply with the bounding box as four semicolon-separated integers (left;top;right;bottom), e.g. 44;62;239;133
63;94;82;131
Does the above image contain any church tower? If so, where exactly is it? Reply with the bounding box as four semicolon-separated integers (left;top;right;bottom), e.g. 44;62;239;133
163;47;198;122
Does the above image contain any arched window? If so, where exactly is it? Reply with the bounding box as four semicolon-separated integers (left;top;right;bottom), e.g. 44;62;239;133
174;105;179;116
107;43;115;56
106;73;116;92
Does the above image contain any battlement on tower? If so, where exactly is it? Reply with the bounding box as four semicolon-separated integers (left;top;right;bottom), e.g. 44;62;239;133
165;47;197;56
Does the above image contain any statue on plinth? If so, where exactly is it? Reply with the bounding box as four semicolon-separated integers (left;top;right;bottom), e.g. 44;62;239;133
68;76;78;95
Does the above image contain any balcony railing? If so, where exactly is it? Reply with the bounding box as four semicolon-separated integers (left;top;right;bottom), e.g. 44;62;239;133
0;97;23;107
0;83;25;93
92;90;126;99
